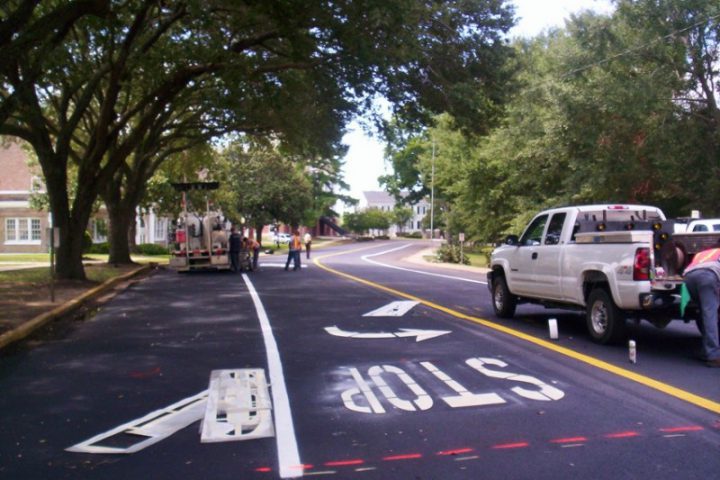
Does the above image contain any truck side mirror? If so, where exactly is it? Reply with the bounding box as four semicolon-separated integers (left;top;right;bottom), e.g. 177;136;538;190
505;234;519;246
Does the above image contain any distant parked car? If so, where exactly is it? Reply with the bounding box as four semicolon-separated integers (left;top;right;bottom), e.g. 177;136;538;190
272;232;291;244
687;219;720;232
674;219;720;233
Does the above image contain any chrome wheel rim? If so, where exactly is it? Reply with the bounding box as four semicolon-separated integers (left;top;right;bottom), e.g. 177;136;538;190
494;284;505;311
590;300;608;335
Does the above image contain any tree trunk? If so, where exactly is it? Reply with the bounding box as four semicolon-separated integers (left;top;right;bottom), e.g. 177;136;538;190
41;151;89;280
107;201;135;265
55;218;87;280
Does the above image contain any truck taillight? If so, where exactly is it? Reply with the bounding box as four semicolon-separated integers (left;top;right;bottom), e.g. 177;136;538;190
633;247;651;281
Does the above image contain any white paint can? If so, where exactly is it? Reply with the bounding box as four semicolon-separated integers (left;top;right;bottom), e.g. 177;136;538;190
548;318;558;340
628;340;637;364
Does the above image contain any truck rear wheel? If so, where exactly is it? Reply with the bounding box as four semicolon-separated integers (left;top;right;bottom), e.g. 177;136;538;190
586;288;626;344
492;274;517;319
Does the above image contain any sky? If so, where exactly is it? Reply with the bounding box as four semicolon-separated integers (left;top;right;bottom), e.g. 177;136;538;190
339;0;614;206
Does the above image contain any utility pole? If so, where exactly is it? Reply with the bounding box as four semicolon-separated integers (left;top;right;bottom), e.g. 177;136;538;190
430;140;435;240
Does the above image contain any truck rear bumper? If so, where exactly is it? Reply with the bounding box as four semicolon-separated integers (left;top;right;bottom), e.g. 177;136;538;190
639;292;679;310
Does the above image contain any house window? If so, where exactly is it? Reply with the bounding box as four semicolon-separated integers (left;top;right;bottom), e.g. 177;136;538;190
5;218;42;244
92;219;108;243
154;218;167;241
31;218;41;240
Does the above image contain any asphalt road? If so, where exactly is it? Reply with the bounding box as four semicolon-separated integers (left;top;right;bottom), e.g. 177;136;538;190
1;240;719;479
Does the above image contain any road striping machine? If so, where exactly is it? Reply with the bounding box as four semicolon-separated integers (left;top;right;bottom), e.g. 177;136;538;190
168;182;231;272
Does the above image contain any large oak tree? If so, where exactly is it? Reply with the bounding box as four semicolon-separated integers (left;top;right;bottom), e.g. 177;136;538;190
2;0;514;279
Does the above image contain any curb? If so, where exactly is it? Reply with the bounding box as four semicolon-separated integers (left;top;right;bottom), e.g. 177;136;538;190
0;264;152;351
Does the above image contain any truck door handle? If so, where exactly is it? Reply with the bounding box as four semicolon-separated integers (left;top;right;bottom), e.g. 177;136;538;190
532;252;538;260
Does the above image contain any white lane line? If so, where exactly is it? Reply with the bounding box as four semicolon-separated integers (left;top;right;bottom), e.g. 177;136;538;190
243;274;302;479
361;243;487;285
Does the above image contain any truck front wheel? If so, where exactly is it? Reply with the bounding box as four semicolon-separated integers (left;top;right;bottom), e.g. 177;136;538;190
586;288;626;344
492;275;517;319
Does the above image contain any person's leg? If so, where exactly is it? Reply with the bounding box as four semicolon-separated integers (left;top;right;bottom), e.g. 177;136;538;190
253;248;259;270
285;250;292;270
689;270;720;360
306;243;310;259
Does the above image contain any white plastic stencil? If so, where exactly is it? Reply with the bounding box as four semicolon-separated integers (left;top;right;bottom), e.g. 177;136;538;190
66;390;208;454
200;369;274;443
363;301;419;317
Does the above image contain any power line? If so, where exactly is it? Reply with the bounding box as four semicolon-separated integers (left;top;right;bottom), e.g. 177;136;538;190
559;10;720;80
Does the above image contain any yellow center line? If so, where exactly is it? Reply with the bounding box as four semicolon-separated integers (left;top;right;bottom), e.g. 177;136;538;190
314;247;720;415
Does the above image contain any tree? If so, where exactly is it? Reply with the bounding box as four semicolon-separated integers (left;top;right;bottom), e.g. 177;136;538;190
3;0;515;279
343;208;390;235
610;0;720;215
305;151;357;226
219;142;314;242
0;0;110;125
392;205;413;233
391;3;720;243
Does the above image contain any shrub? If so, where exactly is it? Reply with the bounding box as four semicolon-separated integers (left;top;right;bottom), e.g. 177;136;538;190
86;241;109;254
82;230;94;253
136;243;170;255
398;231;423;239
435;243;470;265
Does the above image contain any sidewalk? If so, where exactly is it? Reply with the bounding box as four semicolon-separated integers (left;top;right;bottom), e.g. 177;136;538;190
0;262;52;272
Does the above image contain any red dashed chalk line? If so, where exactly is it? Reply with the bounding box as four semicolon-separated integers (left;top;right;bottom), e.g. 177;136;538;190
255;424;708;474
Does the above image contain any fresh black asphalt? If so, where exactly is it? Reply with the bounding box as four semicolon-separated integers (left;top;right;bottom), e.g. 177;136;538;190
1;241;719;479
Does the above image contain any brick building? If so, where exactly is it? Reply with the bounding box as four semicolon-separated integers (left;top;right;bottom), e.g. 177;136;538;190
0;141;50;253
0;140;169;254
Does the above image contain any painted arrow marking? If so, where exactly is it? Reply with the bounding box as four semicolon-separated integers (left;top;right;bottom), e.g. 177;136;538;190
325;326;451;342
363;300;419;317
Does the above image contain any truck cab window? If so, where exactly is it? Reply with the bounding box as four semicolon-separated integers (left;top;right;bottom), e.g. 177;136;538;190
544;213;566;245
519;215;548;246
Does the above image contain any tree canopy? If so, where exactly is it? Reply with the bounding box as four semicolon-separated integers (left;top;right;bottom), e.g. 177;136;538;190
1;0;516;279
383;0;720;242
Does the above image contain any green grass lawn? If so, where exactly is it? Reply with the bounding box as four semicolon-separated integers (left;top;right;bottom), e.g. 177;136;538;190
0;253;50;263
0;253;169;264
0;264;139;284
83;253;170;264
429;246;492;268
463;251;490;267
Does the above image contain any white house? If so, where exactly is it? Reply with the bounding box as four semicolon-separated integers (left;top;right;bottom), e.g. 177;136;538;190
360;191;430;237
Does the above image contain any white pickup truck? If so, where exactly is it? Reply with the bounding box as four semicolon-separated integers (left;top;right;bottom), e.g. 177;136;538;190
487;204;693;344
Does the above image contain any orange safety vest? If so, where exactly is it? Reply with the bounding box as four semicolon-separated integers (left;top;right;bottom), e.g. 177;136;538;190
291;235;302;250
687;248;720;269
